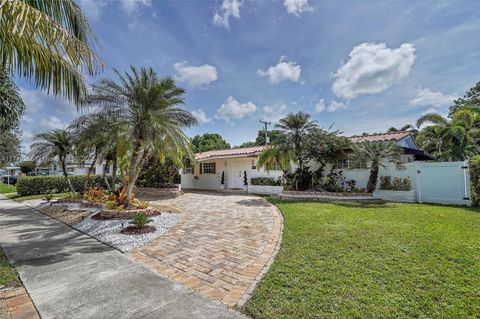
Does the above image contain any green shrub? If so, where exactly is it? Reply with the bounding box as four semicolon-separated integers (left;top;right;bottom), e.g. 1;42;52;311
380;175;411;191
321;171;344;192
470;155;480;207
16;175;110;196
130;212;152;227
250;177;282;186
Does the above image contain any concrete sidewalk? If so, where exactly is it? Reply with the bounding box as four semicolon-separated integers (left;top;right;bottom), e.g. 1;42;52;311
0;196;244;319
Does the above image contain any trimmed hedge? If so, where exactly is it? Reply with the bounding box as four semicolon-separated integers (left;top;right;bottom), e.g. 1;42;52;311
16;175;110;196
470;155;480;207
250;177;282;186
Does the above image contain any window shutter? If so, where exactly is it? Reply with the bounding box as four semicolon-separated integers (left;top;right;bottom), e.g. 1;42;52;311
199;163;202;174
213;162;216;174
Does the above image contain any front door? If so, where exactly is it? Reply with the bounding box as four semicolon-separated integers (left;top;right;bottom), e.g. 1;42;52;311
229;161;245;189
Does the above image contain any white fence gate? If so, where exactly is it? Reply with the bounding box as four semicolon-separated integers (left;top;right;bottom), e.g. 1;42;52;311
416;161;470;205
339;160;471;206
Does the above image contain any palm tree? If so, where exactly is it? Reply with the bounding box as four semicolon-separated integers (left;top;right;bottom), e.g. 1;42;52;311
416;111;480;161
0;0;102;105
69;112;121;192
355;141;403;192
83;66;198;206
275;112;317;169
0;67;25;133
257;146;292;174
30;129;76;193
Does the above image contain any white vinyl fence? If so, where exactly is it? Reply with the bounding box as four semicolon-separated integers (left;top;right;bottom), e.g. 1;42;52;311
338;161;471;206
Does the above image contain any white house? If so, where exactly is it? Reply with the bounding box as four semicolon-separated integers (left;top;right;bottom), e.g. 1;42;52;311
180;145;283;190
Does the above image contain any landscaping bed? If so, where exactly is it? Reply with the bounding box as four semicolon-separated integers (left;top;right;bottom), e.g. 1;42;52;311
244;199;480;318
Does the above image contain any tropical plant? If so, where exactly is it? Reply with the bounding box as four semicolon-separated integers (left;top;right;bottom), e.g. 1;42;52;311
275;112;318;169
354;141;403;192
449;81;480;116
0;130;21;166
29;129;76;193
130;212;152;228
416;111;480;161
239;129;286;147
83;66;198;207
257;145;292;174
135;200;149;209
44;193;53;201
0;0;102;105
0;67;25;132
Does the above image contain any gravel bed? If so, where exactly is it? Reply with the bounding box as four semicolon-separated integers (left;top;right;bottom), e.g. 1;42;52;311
75;213;180;252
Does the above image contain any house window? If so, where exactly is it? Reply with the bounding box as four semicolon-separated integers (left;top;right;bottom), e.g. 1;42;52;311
202;162;216;174
333;158;368;170
265;162;281;171
183;166;194;174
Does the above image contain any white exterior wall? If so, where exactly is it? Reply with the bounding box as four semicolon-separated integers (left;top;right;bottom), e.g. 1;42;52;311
181;157;284;190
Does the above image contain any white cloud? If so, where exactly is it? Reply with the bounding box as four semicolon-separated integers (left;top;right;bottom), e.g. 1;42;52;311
257;56;301;84
327;100;348;113
215;96;256;122
314;99;325;112
283;0;313;16
120;0;151;15
40;116;64;130
332;42;416;99
78;0;108;20
213;0;242;28
173;62;218;87
262;103;288;122
191;109;213;124
410;88;457;108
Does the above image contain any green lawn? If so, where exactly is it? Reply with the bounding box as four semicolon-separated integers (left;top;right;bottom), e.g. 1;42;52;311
5;192;71;201
245;200;480;319
0;247;20;288
0;182;16;194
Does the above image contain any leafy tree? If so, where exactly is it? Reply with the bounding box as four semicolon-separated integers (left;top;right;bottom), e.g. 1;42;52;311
257;146;292;174
387;124;419;138
191;133;230;153
0;130;21;167
30;129;76;193
449;82;480;116
0;0;102;105
0;67;25;133
305;129;352;179
275;112;317;169
84;66;197;206
19;161;36;174
239;129;286;147
354;141;403;192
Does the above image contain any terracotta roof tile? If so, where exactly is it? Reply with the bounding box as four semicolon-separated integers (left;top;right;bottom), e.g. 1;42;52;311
349;131;411;144
195;145;269;161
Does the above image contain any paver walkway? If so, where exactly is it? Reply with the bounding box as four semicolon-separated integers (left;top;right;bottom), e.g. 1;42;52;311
130;191;283;306
0;196;244;319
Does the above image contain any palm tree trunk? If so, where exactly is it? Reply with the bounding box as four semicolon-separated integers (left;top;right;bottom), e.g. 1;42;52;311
111;156;118;193
61;159;76;193
367;160;379;193
125;136;143;207
85;150;97;189
103;159;111;191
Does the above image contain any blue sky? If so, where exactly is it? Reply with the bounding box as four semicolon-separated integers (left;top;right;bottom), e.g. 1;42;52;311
17;0;480;151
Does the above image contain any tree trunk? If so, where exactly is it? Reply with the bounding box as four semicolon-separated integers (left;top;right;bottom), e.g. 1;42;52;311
61;159;76;193
367;161;379;193
85;151;97;189
111;156;117;193
103;159;111;191
125;136;143;207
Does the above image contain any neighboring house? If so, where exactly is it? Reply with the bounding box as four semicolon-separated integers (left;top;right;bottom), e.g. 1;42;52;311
181;145;282;190
181;131;434;191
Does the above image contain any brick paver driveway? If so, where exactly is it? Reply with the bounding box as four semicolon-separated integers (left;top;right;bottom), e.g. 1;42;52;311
129;191;283;307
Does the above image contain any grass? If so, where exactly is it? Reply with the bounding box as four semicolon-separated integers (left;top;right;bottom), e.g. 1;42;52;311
0;182;16;194
244;200;480;319
5;192;71;201
0;247;20;288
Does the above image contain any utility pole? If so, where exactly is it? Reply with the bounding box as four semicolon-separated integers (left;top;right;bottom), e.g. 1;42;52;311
259;120;271;145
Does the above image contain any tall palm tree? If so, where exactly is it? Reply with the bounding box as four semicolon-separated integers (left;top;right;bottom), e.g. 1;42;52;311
275;112;317;169
0;67;25;133
0;0;102;105
257;146;292;174
355;141;403;192
30;129;76;193
84;66;198;206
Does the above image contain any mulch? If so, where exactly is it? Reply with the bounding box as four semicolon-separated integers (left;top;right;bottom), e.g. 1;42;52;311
120;225;157;235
